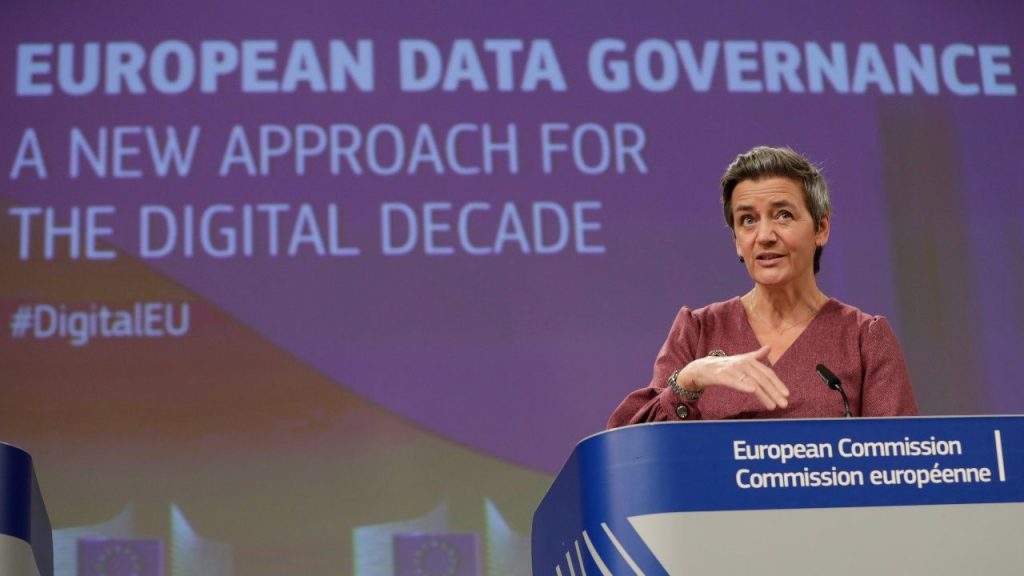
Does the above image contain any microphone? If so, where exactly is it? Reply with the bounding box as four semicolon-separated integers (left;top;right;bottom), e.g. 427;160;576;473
816;364;852;418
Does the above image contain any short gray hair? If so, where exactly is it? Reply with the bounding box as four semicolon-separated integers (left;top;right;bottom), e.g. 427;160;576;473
720;146;831;273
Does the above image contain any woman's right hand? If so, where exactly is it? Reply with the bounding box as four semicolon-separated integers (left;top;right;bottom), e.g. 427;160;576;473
676;345;790;410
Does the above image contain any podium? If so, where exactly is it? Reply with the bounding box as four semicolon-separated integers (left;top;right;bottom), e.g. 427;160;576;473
533;416;1024;575
0;443;52;576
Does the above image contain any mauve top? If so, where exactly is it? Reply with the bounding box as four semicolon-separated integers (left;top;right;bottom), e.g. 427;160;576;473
607;297;918;426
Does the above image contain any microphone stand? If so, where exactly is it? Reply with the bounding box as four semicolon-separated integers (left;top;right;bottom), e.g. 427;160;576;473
816;364;852;418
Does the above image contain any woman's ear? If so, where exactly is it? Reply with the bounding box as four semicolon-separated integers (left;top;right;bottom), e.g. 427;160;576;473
816;213;831;247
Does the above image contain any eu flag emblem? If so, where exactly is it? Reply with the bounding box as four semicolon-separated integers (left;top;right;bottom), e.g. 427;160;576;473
78;538;163;576
393;532;480;576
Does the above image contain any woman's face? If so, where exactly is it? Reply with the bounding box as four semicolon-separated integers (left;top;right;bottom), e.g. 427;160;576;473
731;177;829;289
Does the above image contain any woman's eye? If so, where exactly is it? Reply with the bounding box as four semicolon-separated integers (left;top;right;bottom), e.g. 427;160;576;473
777;211;793;220
739;215;754;225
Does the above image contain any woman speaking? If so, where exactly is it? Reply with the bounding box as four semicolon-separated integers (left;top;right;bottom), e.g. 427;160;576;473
608;146;918;425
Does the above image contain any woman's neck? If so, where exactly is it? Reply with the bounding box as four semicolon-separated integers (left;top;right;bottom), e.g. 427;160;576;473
743;282;826;331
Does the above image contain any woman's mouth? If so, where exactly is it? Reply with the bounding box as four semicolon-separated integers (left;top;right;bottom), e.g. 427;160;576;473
756;253;784;264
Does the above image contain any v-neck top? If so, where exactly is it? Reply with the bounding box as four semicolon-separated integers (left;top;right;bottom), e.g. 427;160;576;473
607;297;918;424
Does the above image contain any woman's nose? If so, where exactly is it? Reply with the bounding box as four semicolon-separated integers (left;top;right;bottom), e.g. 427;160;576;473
756;220;777;243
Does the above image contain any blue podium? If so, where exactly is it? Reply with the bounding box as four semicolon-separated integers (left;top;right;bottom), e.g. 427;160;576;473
1;442;52;576
533;416;1024;575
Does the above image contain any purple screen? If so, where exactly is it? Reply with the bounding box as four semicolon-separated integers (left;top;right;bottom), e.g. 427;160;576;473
2;1;1022;574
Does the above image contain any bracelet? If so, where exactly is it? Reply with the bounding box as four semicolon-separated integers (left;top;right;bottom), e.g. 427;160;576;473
668;369;703;401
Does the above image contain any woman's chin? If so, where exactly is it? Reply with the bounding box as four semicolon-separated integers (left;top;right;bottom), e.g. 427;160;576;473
751;271;792;287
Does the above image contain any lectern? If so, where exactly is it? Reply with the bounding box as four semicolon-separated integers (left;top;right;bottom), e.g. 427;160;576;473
533;416;1024;575
0;443;52;576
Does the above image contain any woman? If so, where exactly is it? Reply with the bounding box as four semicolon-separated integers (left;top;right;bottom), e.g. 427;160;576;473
608;146;918;425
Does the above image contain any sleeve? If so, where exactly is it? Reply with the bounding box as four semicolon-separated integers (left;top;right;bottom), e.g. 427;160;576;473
860;316;919;416
606;307;704;428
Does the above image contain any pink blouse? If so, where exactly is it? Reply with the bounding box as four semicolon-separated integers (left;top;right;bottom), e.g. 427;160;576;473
608;297;918;426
